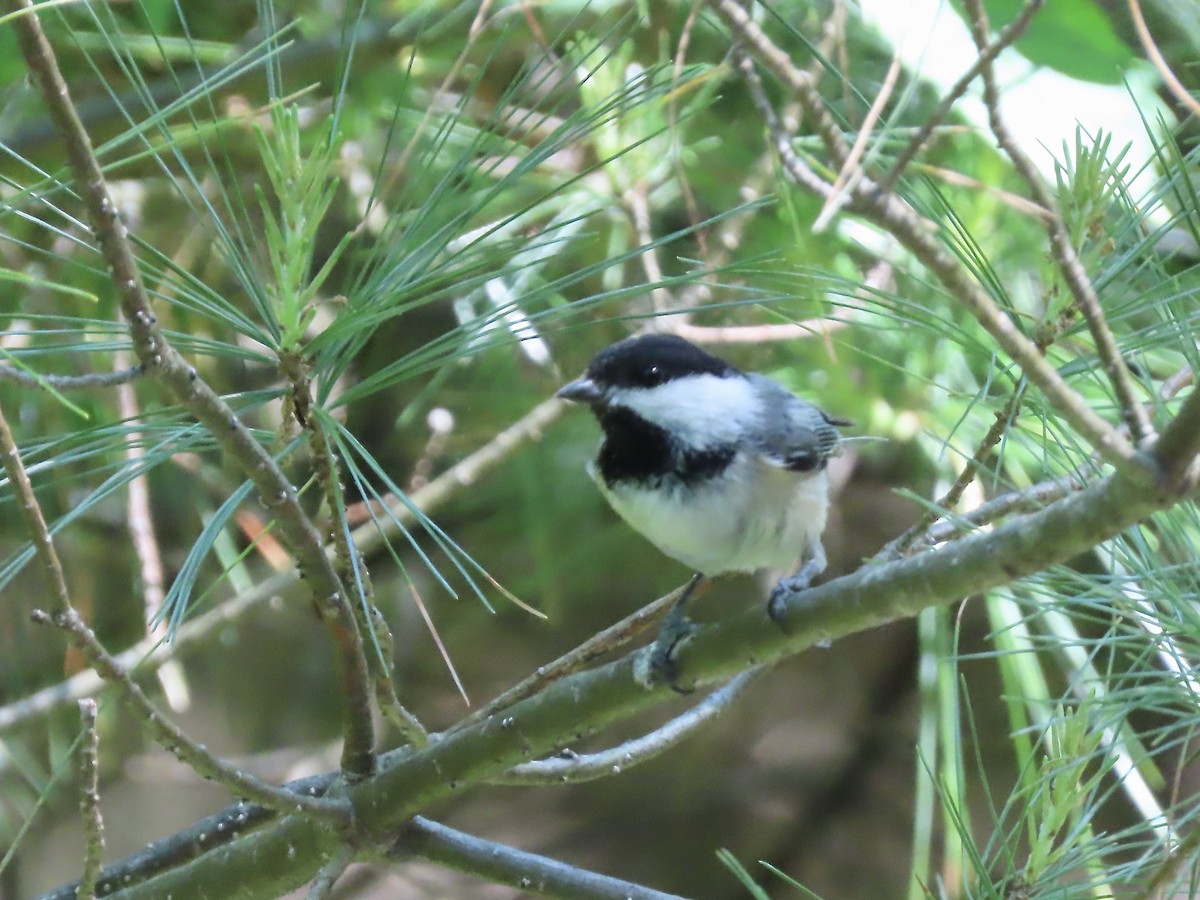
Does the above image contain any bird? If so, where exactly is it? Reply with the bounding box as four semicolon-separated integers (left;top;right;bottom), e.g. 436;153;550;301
557;333;847;684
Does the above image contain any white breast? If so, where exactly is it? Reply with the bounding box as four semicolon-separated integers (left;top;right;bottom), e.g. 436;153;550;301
594;453;829;577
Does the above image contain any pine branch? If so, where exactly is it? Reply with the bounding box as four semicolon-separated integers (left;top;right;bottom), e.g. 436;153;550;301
6;0;377;780
46;453;1194;898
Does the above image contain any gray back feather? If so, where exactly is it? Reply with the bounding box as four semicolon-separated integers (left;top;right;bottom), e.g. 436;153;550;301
745;374;843;470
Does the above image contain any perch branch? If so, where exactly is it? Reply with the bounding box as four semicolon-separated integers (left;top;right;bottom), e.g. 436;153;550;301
40;443;1200;898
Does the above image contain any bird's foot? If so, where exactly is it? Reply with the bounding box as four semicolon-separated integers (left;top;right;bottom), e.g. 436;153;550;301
767;572;809;626
767;565;831;647
633;614;699;693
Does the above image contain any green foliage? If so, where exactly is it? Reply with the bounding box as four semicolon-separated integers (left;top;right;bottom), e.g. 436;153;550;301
1;0;1199;898
951;0;1138;84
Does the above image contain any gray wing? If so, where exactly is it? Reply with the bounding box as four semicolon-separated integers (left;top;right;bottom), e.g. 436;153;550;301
746;374;845;473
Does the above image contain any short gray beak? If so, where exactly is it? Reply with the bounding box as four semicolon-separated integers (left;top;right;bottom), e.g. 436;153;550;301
556;376;603;405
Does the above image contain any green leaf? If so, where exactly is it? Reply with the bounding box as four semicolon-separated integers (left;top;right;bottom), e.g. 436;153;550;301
957;0;1137;84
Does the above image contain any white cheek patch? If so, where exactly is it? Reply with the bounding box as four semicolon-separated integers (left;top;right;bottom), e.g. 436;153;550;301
609;374;761;449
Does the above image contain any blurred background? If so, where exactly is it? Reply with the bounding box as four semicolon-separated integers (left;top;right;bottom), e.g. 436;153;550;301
2;0;1198;897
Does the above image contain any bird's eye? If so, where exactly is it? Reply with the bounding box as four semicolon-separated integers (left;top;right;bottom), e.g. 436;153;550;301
645;365;661;384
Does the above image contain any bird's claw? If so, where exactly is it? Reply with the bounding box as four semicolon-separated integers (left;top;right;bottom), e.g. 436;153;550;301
767;571;813;625
767;563;831;647
633;616;698;693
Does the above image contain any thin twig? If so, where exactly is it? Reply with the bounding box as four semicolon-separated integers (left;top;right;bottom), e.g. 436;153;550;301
712;0;851;170
1127;0;1200;119
894;362;1196;558
915;162;1052;220
497;667;762;784
0;400;72;613
31;607;353;825
76;698;103;900
735;49;834;200
117;354;166;627
880;0;1046;192
393;817;684;900
668;0;711;262
662;146;785;317
914;475;1084;552
1160;366;1194;401
812;38;904;230
883;390;1024;558
0;363;144;390
0;570;294;734
962;0;1154;446
672;319;844;345
349;396;566;552
625;183;675;319
7;0;377;781
407;407;454;493
388;0;495;181
306;846;354;900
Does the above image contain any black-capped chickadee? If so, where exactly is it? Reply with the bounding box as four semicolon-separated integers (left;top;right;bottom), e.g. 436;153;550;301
558;333;847;679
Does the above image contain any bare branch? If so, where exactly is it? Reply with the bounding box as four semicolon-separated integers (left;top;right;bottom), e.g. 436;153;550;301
76;699;104;900
1127;0;1200;119
888;359;1197;557
349;396;566;552
0;570;292;734
712;0;851;169
1151;385;1200;492
393;817;684;900
0;400;72;614
734;49;834;200
813;39;904;230
911;474;1084;553
450;580;688;733
0;363;144;391
115;349;191;712
497;668;762;785
883;390;1024;558
672;319;844;344
625;183;675;320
